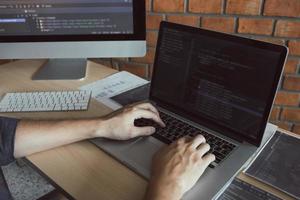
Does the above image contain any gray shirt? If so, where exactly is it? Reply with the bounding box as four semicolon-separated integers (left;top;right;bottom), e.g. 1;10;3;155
0;117;18;200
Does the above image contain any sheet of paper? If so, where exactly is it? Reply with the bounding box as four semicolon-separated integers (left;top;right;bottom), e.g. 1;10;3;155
217;178;281;200
245;131;300;199
79;71;149;110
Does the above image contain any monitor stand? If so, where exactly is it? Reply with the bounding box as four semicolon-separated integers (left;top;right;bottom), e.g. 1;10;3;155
32;59;87;80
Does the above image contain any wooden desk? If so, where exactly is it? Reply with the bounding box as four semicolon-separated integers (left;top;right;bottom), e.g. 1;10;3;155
0;60;297;200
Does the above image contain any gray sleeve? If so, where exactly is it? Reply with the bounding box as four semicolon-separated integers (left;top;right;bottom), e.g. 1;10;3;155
0;117;18;166
0;169;12;200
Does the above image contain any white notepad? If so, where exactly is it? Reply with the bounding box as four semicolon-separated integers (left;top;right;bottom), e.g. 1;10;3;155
79;71;149;110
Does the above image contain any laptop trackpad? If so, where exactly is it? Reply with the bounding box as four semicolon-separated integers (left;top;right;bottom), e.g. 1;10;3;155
122;137;163;175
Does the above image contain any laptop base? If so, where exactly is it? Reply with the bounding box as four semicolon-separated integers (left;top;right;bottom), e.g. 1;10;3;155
90;123;277;200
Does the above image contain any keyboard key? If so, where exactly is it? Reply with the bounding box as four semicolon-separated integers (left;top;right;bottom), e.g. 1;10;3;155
138;112;237;167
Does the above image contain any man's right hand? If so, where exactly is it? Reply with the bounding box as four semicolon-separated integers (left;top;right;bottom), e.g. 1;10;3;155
145;135;215;200
97;102;165;140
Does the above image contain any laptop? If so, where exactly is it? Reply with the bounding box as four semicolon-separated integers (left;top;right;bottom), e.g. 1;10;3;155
91;21;288;199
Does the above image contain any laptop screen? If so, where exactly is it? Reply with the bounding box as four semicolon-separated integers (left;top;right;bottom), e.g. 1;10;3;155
150;22;287;146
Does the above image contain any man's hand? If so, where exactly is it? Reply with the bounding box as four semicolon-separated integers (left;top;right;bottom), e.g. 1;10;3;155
99;103;165;140
145;135;215;200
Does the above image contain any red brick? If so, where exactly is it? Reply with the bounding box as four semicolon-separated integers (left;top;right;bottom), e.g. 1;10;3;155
275;20;300;38
272;121;293;131
283;76;300;91
264;0;300;17
226;0;261;15
293;125;300;134
281;108;300;122
238;18;273;35
288;40;300;56
119;63;148;78
202;17;235;33
0;60;10;65
189;0;222;14
253;37;285;45
153;0;184;12
146;0;151;12
146;14;164;30
167;15;199;27
149;64;154;78
270;107;280;121
131;48;156;64
284;59;298;74
274;91;300;106
146;31;158;47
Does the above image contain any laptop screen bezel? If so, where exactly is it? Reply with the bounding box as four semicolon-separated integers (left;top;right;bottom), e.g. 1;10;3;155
150;21;288;147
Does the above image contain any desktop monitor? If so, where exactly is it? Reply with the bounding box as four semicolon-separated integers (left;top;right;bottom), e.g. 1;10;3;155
0;0;146;80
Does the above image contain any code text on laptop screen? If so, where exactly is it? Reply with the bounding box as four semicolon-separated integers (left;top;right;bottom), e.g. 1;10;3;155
151;27;281;140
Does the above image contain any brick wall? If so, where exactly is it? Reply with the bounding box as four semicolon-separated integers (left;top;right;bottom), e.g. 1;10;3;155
101;0;300;134
0;2;298;134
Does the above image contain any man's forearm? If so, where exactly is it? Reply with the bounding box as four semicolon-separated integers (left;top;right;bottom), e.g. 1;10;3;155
14;118;106;158
13;102;163;159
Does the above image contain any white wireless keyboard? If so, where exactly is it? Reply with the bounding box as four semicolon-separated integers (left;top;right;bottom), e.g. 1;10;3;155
0;91;91;112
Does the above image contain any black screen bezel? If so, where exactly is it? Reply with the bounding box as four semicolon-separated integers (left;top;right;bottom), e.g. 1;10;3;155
0;0;145;42
150;21;288;147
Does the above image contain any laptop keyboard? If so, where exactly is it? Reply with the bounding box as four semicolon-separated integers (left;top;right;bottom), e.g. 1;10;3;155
134;112;236;168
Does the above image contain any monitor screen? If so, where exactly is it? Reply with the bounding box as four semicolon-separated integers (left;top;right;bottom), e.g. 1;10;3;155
0;0;134;36
0;0;145;59
0;0;145;43
151;22;287;146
